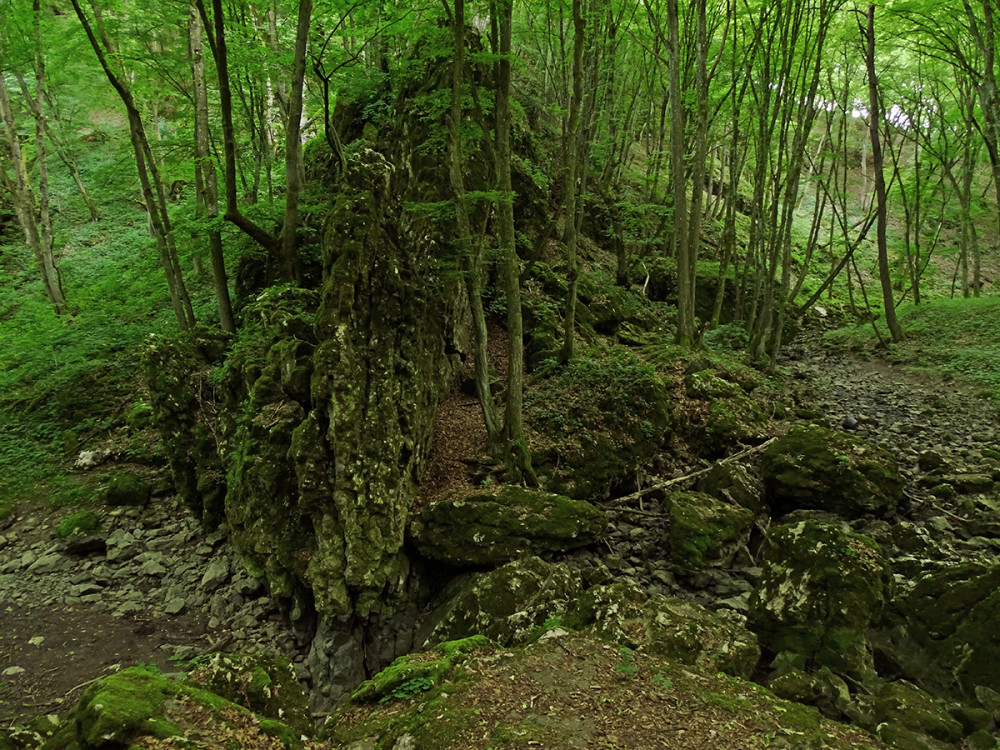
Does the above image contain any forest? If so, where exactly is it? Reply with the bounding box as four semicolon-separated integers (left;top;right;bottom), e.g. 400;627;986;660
4;0;1000;748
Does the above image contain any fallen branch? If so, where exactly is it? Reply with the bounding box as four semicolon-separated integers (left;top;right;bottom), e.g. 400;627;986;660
605;437;777;508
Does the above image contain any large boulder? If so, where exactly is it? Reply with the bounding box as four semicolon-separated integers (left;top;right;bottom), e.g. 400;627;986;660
567;581;760;678
682;370;769;457
698;462;767;516
417;556;583;647
872;562;1000;705
410;485;606;566
666;491;755;571
748;520;892;683
524;346;674;500
761;425;904;518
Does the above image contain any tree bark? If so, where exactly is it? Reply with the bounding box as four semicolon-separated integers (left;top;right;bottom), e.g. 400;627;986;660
864;4;903;342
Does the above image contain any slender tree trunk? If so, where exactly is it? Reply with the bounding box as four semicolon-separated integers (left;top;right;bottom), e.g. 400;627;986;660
71;0;195;330
494;0;535;483
190;0;235;332
279;0;312;281
864;4;903;342
450;0;500;445
559;0;586;363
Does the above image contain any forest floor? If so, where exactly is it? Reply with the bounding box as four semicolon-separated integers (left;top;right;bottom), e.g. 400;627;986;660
1;327;998;734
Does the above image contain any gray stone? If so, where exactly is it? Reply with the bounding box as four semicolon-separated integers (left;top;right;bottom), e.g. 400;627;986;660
200;558;230;592
27;553;70;575
164;598;186;615
140;560;167;577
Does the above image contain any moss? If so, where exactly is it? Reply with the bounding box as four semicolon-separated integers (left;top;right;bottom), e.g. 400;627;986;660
411;485;607;566
56;511;100;538
761;424;903;518
667;491;754;570
102;473;151;508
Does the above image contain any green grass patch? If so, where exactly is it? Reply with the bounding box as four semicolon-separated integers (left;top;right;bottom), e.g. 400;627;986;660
824;296;1000;399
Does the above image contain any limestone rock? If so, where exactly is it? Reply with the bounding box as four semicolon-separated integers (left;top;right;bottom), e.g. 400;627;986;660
761;424;903;518
748;520;892;682
411;485;606;566
103;473;152;508
418;556;582;647
186;652;311;732
698;462;767;515
568;581;760;678
666;491;754;571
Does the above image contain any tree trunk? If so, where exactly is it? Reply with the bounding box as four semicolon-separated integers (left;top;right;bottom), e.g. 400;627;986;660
450;0;500;445
189;0;235;332
864;4;903;342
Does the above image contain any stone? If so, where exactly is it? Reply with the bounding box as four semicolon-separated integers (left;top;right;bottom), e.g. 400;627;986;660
27;553;70;575
411;485;607;566
748;520;892;684
200;558;230;592
567;581;760;678
418;557;582;648
666;491;754;571
103;473;152;507
698;462;767;515
760;424;904;518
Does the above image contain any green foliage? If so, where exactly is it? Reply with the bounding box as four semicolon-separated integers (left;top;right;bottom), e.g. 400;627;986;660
379;677;436;705
56;510;100;538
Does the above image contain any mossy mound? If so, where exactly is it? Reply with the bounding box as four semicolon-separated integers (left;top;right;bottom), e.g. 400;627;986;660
666;491;755;571
322;632;884;750
417;556;582;647
873;563;1000;704
185;652;311;733
871;681;964;747
350;636;493;703
761;424;903;518
56;511;100;538
40;666;316;750
524;346;674;500
748;521;892;682
102;473;151;508
567;581;760;678
410;486;606;566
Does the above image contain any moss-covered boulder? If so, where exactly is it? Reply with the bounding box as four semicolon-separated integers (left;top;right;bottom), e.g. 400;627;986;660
666;491;755;571
185;652;311;733
102;473;151;508
417;556;582;647
40;666;310;750
698;462;767;515
410;486;606;566
524;346;673;500
871;681;964;747
761;425;903;518
872;563;1000;705
568;581;760;678
682;371;769;456
322;632;885;750
56;511;100;539
748;521;892;683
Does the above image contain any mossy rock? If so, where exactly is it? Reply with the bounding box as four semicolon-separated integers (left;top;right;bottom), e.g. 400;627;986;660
872;681;964;744
322;632;884;750
872;563;1000;704
41;666;309;749
666;491;755;571
698;462;767;516
418;556;582;647
748;521;892;682
682;371;769;457
56;511;100;539
761;425;903;518
351;636;494;703
768;667;854;721
102;474;151;508
568;581;760;678
525;346;674;500
185;652;311;733
410;485;607;566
